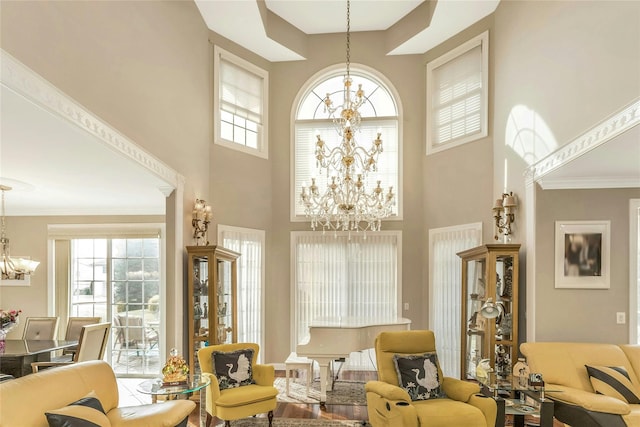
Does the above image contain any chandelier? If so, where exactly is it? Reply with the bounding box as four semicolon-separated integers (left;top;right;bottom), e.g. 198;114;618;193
0;185;39;280
300;0;395;233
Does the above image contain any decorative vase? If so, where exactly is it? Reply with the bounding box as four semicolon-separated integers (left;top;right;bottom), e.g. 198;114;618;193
513;357;530;389
0;321;17;341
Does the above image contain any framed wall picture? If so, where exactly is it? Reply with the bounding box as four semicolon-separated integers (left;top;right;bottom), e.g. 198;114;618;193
555;221;610;289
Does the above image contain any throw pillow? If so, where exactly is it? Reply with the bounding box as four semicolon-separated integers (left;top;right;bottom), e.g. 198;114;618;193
586;365;640;404
45;391;111;427
393;352;445;401
212;348;256;390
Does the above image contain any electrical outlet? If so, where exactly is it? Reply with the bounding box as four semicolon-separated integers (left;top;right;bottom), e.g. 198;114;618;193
616;312;626;324
404;302;409;311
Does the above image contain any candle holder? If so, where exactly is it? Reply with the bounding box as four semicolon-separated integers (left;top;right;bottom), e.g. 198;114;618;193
192;198;213;246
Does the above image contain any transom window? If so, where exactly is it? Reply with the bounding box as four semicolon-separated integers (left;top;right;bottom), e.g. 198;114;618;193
214;46;269;159
293;67;400;218
426;31;489;155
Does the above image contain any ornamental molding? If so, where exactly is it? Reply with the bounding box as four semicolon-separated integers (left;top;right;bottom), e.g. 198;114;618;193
525;98;640;185
0;49;180;189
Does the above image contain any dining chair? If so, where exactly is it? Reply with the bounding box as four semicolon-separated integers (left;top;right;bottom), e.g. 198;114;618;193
22;317;59;340
113;315;159;366
31;322;111;373
62;316;101;355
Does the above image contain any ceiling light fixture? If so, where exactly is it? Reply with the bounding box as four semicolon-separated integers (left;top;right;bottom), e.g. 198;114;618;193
300;0;395;233
0;185;39;280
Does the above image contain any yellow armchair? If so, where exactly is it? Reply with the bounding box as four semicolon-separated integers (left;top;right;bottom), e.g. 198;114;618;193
197;342;278;427
365;330;496;427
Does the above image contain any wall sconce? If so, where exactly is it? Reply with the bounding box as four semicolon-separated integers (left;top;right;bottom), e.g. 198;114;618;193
493;191;517;242
192;198;212;246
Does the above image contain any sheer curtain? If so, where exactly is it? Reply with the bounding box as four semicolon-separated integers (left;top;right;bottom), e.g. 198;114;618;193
429;223;482;378
218;225;265;361
293;231;400;369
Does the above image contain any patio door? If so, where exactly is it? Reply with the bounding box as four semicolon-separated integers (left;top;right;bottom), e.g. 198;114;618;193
69;236;162;376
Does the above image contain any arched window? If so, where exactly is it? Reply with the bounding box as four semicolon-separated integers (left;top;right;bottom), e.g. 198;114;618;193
292;67;400;219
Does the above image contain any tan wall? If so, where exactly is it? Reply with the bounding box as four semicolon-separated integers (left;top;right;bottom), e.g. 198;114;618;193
535;187;640;343
493;1;640;342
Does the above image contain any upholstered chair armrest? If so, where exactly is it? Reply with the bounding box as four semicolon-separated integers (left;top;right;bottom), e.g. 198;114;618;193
365;381;418;427
441;378;496;427
365;380;412;402
544;384;631;415
441;376;480;401
467;393;498;427
252;364;275;386
201;372;220;416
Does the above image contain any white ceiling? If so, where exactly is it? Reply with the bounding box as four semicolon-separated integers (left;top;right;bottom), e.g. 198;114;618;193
195;0;501;61
1;0;637;217
0;85;169;216
538;124;640;190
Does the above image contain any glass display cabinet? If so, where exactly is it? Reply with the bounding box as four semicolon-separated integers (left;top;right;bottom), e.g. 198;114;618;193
457;244;520;382
186;245;240;376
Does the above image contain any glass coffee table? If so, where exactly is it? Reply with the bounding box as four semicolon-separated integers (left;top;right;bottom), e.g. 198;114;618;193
137;375;211;427
482;374;558;427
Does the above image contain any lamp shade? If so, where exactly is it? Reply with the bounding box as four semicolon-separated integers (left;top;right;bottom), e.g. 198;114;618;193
480;298;500;319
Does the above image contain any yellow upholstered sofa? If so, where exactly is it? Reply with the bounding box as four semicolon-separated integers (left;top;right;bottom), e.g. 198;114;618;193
521;342;640;427
0;360;195;427
365;330;496;427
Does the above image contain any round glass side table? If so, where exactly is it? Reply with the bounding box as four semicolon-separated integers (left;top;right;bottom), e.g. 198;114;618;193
137;375;211;427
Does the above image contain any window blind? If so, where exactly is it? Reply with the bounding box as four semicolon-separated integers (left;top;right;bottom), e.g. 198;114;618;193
220;58;263;125
431;44;482;146
294;119;399;217
219;225;265;362
429;223;482;378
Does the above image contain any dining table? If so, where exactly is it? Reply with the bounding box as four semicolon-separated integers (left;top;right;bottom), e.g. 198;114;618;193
0;339;78;377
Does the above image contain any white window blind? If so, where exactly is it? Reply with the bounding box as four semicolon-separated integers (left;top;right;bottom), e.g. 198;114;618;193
294;119;398;217
293;231;400;369
429;223;482;378
214;46;268;158
427;31;488;155
293;69;400;220
219;225;265;362
220;59;263;124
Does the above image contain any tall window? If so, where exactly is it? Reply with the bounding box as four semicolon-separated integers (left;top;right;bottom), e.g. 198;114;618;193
293;67;400;218
218;225;265;361
426;31;488;155
69;236;161;376
214;45;269;159
293;231;401;369
428;223;482;378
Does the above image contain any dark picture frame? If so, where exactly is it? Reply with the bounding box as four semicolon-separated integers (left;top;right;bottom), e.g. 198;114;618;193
555;221;610;289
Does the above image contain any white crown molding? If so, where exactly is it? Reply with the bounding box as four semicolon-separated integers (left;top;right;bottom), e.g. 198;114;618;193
0;49;181;189
526;98;640;185
539;176;640;190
